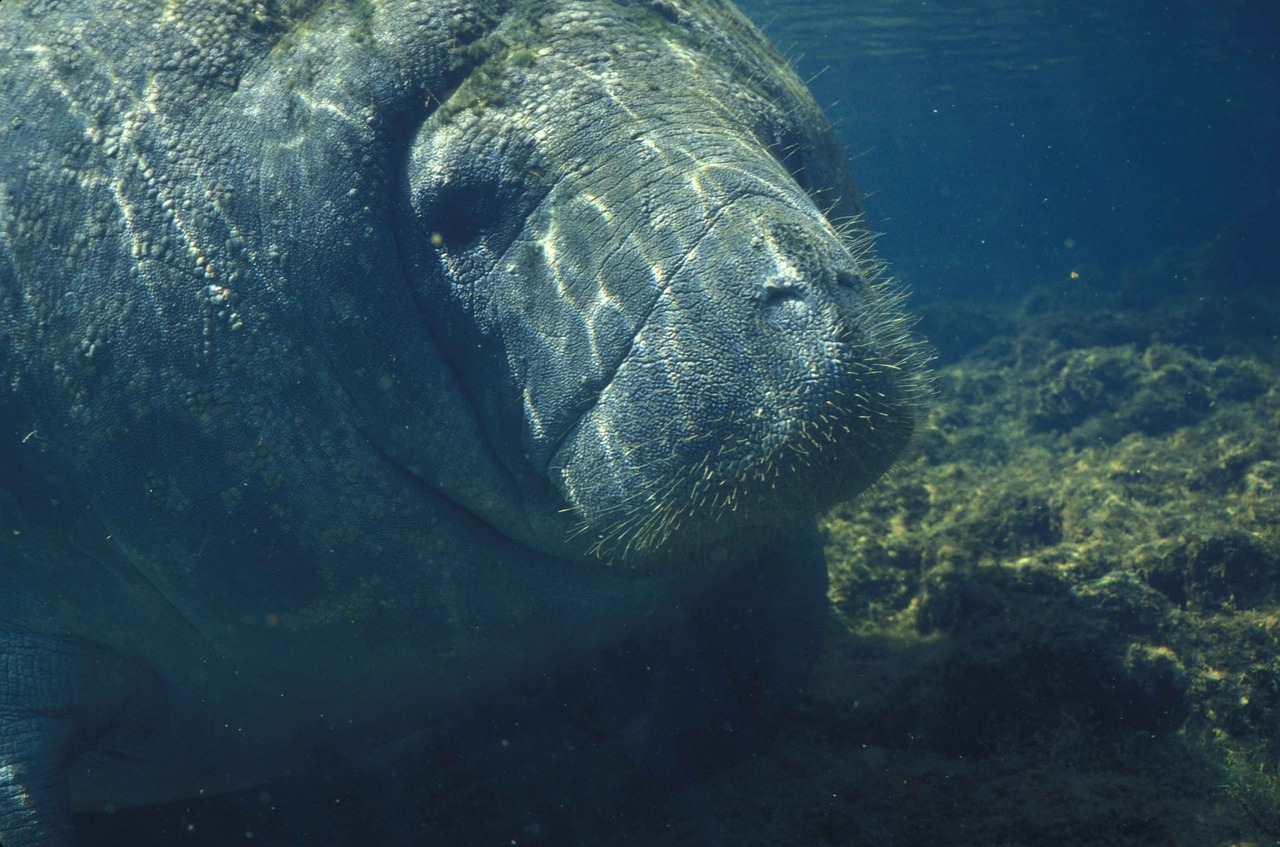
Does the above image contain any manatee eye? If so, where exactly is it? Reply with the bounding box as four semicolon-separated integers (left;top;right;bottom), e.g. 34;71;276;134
426;179;490;250
407;156;547;274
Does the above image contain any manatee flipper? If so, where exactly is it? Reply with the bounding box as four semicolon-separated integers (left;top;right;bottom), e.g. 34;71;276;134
0;634;163;847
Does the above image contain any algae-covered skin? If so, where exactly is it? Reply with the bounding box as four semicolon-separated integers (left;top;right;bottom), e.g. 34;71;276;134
0;0;923;844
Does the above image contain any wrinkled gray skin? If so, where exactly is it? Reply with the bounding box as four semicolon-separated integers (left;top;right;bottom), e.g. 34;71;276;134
0;0;919;844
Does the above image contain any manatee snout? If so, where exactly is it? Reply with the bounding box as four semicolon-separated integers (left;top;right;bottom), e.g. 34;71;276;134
399;6;924;567
552;195;919;565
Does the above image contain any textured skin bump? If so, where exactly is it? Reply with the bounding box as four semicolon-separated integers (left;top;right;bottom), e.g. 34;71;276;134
0;0;922;844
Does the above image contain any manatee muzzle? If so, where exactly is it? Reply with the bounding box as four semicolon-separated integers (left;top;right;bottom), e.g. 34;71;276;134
397;14;922;568
549;195;917;567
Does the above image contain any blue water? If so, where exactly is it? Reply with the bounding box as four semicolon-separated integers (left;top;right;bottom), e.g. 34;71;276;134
740;0;1280;304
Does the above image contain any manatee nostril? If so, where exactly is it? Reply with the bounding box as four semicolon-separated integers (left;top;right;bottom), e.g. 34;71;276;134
834;269;862;289
760;279;807;310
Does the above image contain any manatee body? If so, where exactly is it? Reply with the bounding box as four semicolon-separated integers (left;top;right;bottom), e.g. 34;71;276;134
0;0;919;844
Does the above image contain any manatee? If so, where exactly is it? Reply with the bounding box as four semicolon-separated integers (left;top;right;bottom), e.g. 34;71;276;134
0;0;923;843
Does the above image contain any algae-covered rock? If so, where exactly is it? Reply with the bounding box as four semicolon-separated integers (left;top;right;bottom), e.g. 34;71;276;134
600;249;1279;846
795;287;1280;845
1029;343;1267;442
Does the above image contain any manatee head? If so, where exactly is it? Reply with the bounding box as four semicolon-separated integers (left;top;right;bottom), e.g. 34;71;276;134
399;1;924;568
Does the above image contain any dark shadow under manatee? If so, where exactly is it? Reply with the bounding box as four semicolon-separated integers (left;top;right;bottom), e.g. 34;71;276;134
77;530;829;846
